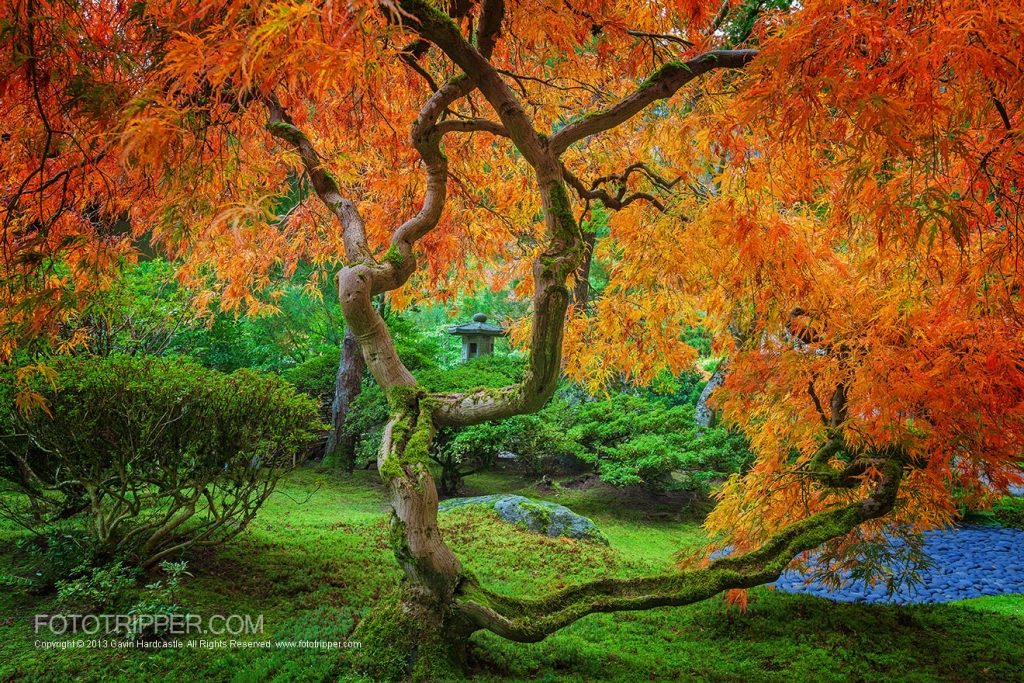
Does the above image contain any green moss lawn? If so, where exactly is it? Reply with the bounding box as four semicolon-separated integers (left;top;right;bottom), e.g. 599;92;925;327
2;467;1022;683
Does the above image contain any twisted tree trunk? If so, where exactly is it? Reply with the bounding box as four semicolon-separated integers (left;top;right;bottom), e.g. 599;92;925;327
261;3;897;679
354;390;476;681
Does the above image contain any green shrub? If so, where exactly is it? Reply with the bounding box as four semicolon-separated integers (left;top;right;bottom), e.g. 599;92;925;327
426;355;525;493
283;347;342;398
56;561;140;613
0;355;323;569
13;529;98;589
566;395;753;491
345;384;390;466
417;353;524;393
126;561;193;638
993;497;1024;529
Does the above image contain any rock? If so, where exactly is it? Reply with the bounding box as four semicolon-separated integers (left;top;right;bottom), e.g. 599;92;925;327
771;522;1024;604
439;494;609;545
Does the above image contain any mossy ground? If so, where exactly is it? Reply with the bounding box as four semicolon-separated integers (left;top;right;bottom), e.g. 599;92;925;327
1;466;1022;682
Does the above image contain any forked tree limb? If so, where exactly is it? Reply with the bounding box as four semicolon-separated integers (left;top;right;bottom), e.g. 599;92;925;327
265;67;483;390
397;0;552;171
561;163;674;212
394;0;760;427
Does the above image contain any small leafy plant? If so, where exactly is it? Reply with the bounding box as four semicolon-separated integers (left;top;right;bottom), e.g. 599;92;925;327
56;562;140;613
126;560;193;639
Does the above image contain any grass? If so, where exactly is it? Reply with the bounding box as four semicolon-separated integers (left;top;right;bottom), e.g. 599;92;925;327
1;466;1022;683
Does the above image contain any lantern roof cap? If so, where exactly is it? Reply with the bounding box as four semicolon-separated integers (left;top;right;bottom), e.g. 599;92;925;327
446;313;505;337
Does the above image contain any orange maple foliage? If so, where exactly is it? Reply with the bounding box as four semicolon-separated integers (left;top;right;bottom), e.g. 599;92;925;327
2;0;1023;639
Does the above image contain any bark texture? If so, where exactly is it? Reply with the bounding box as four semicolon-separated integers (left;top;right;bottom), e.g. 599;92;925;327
695;361;727;428
323;327;365;471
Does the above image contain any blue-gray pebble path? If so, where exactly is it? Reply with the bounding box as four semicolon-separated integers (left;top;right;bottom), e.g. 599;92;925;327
771;525;1024;604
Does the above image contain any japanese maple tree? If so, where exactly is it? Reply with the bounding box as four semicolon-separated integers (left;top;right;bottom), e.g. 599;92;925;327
2;0;1022;678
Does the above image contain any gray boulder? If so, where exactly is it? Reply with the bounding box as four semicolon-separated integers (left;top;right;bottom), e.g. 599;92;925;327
439;494;608;545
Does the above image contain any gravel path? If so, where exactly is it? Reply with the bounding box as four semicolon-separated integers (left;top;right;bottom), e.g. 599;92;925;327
771;525;1024;604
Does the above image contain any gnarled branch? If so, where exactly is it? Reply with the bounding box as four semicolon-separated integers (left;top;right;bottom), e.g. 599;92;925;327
456;458;905;641
433;117;509;138
562;162;679;212
265;97;372;264
398;0;550;170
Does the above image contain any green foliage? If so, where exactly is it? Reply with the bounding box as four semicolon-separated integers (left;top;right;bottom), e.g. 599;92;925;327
180;268;345;373
723;0;795;47
54;259;203;358
565;395;753;491
391;315;445;374
345;384;391;466
281;304;743;495
14;529;98;589
40;258;349;373
480;402;586;477
417;353;523;393
127;561;193;639
143;560;192;605
283;346;342;397
431;419;514;493
56;561;140;613
1;468;1023;683
993;497;1024;529
0;355;322;568
283;315;444;390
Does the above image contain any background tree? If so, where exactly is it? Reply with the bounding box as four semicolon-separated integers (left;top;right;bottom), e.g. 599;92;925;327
321;327;366;470
2;0;1023;680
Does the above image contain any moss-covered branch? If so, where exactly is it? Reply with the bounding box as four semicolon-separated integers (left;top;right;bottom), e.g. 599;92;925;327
455;459;905;642
431;179;582;427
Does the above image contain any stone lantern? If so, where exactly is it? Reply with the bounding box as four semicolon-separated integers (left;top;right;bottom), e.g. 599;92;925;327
447;313;505;361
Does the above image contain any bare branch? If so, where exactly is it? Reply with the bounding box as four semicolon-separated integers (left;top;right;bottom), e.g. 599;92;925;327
399;39;439;92
264;97;372;263
807;381;829;426
548;50;758;156
626;29;693;48
434;118;509;137
561;163;674;212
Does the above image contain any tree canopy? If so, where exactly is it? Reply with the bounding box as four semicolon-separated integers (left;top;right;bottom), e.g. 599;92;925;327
2;0;1023;678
